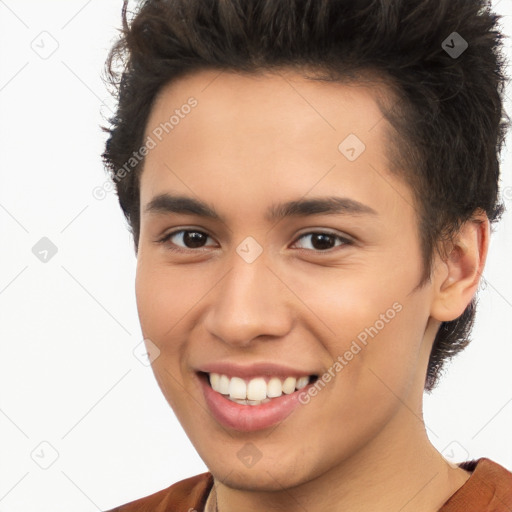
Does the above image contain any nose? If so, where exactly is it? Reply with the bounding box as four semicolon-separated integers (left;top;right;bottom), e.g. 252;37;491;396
203;249;293;348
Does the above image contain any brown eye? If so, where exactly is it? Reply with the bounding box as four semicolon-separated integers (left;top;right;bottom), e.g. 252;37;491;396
159;230;214;250
181;231;208;248
293;232;352;252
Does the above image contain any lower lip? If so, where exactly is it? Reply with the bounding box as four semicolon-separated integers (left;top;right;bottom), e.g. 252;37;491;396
199;373;311;432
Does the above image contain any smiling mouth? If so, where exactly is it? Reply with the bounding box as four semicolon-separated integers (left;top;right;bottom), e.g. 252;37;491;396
199;371;319;406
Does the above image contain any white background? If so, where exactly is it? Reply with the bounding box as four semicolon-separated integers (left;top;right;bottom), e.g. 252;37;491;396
0;1;511;510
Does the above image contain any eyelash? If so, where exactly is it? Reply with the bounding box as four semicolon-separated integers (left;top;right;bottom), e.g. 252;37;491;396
156;229;354;254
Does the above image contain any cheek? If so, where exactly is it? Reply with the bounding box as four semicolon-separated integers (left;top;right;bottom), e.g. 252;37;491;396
285;262;406;343
135;256;203;341
291;260;428;391
330;287;429;419
135;260;204;412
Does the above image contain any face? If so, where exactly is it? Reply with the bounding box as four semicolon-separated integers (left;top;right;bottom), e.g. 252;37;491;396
135;69;438;490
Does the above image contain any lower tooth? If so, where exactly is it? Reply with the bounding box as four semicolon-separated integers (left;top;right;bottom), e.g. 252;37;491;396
248;398;271;405
229;397;272;405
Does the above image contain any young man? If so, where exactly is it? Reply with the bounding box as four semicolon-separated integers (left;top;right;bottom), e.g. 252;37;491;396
102;0;512;510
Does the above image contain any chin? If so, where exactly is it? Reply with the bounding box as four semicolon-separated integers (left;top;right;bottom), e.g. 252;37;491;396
212;466;309;492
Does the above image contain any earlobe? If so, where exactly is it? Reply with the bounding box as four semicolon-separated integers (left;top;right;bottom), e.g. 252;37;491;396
430;211;490;322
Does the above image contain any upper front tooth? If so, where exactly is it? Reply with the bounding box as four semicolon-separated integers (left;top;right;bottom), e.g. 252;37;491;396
282;377;297;394
267;377;283;398
218;374;230;394
247;377;267;401
229;376;247;399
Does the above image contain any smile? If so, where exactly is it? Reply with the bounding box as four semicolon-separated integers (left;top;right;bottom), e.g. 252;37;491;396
208;372;313;405
197;366;319;431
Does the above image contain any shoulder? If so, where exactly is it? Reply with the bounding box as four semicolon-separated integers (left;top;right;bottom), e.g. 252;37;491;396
440;458;512;511
104;472;214;512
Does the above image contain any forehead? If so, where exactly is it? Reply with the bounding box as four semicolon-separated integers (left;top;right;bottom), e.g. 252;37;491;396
145;67;394;153
140;68;411;222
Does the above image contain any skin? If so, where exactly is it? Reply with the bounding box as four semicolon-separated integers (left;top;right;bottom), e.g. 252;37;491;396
135;68;488;511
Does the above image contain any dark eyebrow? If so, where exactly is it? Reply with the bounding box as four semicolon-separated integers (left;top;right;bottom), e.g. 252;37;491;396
144;194;221;219
143;193;378;221
265;196;378;221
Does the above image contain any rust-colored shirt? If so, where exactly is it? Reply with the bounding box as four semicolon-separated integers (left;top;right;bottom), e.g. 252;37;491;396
105;458;512;511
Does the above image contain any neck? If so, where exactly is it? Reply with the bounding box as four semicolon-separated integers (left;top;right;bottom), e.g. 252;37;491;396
213;409;471;512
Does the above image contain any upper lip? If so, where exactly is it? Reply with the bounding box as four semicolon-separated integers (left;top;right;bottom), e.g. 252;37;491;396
197;362;318;380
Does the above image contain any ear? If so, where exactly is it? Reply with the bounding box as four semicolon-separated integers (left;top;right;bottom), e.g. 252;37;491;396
430;210;490;322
